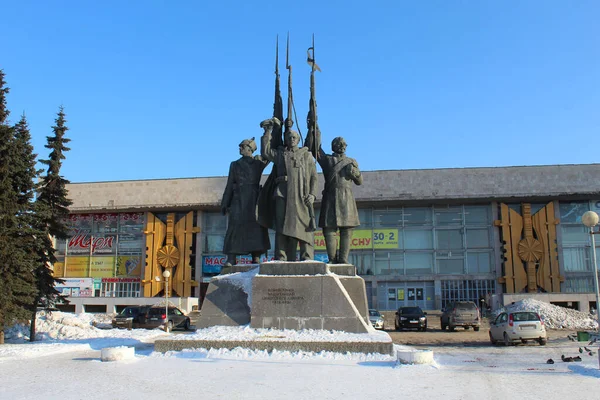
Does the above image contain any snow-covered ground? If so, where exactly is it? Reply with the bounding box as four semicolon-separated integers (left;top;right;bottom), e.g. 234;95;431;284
1;299;598;399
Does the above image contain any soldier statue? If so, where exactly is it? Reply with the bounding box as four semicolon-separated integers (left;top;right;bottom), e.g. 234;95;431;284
259;117;318;261
220;137;270;266
306;128;362;264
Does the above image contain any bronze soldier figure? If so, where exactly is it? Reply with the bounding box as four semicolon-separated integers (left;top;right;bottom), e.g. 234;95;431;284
307;130;362;264
260;117;318;261
220;137;270;266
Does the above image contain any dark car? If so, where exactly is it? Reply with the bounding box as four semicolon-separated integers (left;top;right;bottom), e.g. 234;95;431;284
440;301;481;331
395;306;428;331
112;305;150;329
141;306;191;331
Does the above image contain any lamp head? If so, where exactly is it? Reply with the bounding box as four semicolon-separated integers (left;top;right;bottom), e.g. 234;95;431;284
163;270;171;278
582;211;599;228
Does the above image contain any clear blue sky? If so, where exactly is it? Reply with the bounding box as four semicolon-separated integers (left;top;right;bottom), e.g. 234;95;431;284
3;1;599;183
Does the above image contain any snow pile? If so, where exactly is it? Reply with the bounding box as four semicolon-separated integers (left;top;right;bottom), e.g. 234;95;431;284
4;310;165;342
495;298;598;330
170;325;392;342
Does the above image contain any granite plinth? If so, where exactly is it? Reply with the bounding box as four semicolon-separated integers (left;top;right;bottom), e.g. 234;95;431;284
251;261;370;333
196;274;253;329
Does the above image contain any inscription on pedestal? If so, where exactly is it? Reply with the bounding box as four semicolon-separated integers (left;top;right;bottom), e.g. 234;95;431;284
262;288;305;305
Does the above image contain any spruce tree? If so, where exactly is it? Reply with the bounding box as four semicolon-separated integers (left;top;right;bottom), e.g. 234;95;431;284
13;115;66;341
31;107;72;341
0;70;36;344
38;106;72;239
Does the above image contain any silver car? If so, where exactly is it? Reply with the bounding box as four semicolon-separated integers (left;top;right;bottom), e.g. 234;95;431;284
489;311;547;346
369;309;385;330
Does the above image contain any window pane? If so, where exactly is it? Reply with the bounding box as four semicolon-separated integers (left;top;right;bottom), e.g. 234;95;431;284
373;209;402;227
388;253;403;275
404;229;433;249
562;248;589;272
204;234;225;253
466;228;490;248
464;206;490;225
437;258;464;274
404;208;432;226
373;251;389;274
436;229;463;250
405;252;433;275
559;202;589;224
564;277;594;293
562;226;589;245
357;209;372;227
467;252;492;273
435;206;463;226
204;212;227;232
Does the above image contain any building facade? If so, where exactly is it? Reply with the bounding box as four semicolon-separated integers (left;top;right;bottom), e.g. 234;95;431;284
58;164;600;314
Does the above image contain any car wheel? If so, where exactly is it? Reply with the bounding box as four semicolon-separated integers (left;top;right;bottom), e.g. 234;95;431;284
473;326;480;332
421;327;427;332
538;338;547;346
184;318;190;331
464;326;470;330
489;332;497;345
503;332;511;346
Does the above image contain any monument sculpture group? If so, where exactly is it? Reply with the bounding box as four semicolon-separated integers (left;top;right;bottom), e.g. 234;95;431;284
198;36;377;336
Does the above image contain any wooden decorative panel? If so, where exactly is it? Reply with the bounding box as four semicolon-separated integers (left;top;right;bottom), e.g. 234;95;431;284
496;202;563;293
142;212;199;298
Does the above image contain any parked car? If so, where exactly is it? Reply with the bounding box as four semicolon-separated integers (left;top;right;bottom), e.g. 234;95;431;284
142;306;191;331
112;305;149;329
369;309;385;330
395;306;427;331
441;301;481;331
489;311;547;346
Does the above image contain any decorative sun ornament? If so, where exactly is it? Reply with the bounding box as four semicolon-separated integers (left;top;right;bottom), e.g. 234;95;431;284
157;244;180;268
517;237;543;263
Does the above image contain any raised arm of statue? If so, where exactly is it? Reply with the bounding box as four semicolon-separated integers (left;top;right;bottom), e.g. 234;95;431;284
305;125;326;163
260;118;280;161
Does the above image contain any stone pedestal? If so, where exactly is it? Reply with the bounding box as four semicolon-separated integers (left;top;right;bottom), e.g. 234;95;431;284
195;265;258;329
250;261;370;333
197;261;371;334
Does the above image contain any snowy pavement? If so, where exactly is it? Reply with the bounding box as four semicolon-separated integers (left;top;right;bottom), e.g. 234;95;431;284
1;299;598;399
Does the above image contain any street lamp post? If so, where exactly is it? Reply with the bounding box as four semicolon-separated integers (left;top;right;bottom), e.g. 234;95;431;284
581;211;600;333
163;269;171;332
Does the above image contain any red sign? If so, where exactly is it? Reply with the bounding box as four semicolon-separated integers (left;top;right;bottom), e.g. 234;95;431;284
101;277;141;283
68;231;115;254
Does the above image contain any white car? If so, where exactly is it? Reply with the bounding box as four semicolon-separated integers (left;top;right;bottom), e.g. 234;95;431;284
369;309;385;330
489;311;547;346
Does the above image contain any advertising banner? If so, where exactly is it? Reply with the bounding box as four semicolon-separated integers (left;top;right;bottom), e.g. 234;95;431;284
202;255;278;274
90;256;115;278
313;229;399;250
63;256;90;277
116;255;142;277
55;278;94;297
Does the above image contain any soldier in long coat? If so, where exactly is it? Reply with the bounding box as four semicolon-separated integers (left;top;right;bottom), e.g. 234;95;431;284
307;130;362;264
260;118;318;261
221;137;270;265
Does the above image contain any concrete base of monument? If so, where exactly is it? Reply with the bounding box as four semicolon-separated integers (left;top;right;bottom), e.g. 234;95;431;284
154;326;393;355
251;261;370;333
181;260;393;355
195;266;259;329
197;260;372;334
